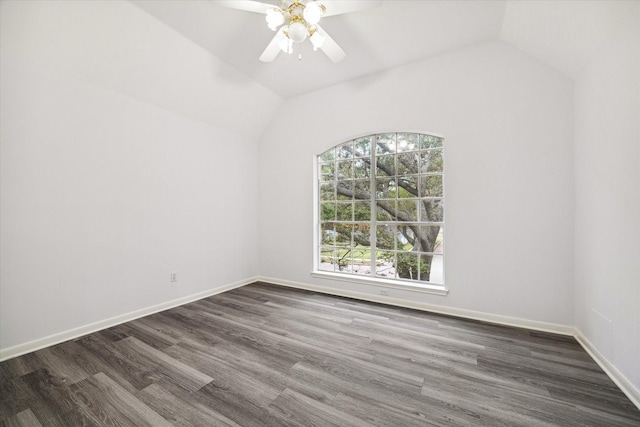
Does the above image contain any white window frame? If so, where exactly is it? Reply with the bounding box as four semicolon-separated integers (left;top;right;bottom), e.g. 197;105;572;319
312;132;448;296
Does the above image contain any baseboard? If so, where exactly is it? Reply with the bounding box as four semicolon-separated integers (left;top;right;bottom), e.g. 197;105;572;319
574;330;640;409
0;276;258;362
256;276;574;336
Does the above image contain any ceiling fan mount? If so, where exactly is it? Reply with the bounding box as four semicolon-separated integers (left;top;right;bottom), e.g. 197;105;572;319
218;0;381;63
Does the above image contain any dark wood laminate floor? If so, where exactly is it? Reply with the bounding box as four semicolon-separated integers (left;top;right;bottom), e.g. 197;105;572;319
1;282;639;426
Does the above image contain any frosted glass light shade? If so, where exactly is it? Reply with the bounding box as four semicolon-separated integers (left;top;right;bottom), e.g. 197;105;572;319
288;21;308;43
303;2;323;25
266;8;285;31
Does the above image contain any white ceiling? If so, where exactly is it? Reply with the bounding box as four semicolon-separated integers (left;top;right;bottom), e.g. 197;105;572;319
129;0;637;99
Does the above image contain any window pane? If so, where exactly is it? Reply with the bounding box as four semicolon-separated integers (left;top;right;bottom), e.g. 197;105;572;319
421;175;443;197
376;225;395;250
354;137;372;157
351;239;372;275
335;232;352;271
395;225;414;251
397;176;418;198
420;254;443;284
335;223;353;245
353;223;371;246
320;223;336;245
413;225;442;252
319;148;335;163
395;252;419;280
337;141;353;159
336;181;353;200
375;251;395;278
336;202;353;221
320;202;336;221
320;183;335;201
337;160;353;179
376;178;396;199
433;228;444;253
318;259;337;272
376;134;396;154
348;258;371;275
376;200;396;221
397;199;418;222
397;152;419;175
420;199;443;222
420;134;443;150
354;202;371;221
319;162;335;180
354;180;371;199
376;154;395;177
353;158;370;178
320;246;335;256
397;133;419;152
421;149;443;173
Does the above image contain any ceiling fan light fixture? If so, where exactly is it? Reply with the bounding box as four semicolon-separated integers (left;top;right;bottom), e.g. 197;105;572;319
265;8;285;31
287;21;308;43
303;2;325;25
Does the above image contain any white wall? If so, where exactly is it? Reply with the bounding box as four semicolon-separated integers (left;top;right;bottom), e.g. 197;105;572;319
0;1;271;351
574;4;640;391
258;41;575;326
0;0;280;141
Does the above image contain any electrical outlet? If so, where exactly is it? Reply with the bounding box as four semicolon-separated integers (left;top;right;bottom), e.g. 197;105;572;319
379;289;389;296
170;272;177;282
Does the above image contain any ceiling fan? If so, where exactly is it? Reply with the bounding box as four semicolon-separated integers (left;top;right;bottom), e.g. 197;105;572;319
217;0;381;63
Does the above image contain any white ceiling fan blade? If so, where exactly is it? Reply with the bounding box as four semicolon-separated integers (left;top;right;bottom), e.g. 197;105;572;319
215;0;272;14
260;28;286;62
320;0;382;17
315;25;346;63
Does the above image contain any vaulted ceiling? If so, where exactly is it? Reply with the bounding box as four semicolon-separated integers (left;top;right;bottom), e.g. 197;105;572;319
130;0;635;99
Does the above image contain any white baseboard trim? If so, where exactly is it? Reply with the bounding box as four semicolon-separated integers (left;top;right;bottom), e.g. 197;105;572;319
256;276;574;336
574;330;640;409
0;276;258;362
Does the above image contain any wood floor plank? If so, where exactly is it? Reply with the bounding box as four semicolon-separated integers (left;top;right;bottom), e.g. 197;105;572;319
113;337;212;393
5;368;89;425
162;343;282;408
288;360;485;426
74;334;159;392
68;372;173;426
267;387;372;427
34;341;97;385
0;408;43;427
0;353;42;384
192;378;286;427
2;281;639;426
331;391;442;427
137;383;242;427
110;319;180;350
420;381;567;427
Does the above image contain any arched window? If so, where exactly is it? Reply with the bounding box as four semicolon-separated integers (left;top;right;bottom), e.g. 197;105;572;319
315;133;444;290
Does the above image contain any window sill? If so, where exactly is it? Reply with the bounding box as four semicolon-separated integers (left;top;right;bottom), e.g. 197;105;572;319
310;271;448;296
